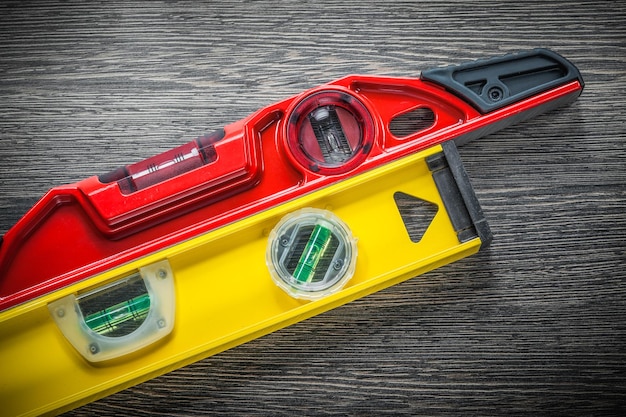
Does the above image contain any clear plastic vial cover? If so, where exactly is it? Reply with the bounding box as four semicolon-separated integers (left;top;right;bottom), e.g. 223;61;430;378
266;208;358;300
48;260;175;362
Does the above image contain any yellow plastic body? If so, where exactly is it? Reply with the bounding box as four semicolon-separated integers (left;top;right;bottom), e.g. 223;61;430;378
0;144;483;416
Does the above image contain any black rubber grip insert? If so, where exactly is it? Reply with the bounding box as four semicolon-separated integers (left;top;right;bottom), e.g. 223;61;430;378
420;48;584;114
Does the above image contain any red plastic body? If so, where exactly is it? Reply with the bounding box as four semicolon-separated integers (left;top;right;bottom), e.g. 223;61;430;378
0;75;583;311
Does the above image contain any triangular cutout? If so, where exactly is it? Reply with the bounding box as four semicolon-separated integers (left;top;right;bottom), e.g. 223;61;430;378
393;192;438;243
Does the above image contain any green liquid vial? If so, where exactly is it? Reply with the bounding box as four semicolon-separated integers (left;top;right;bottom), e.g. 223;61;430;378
293;223;333;283
84;293;151;336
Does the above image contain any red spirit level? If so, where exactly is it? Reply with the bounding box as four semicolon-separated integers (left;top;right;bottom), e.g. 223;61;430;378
0;49;583;416
0;48;583;312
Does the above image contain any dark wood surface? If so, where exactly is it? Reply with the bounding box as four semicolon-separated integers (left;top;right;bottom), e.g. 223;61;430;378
1;1;625;415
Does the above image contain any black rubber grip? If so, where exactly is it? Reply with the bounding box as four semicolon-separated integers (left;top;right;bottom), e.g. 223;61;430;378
420;48;584;114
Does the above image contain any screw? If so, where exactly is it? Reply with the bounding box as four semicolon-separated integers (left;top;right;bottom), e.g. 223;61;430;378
157;268;168;279
487;86;504;102
333;259;344;271
56;308;65;318
89;343;99;355
157;319;166;328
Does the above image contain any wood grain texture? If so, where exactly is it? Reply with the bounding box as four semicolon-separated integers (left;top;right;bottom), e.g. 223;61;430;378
0;1;624;415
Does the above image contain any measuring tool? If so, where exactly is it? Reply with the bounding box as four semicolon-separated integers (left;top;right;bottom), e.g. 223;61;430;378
0;49;583;416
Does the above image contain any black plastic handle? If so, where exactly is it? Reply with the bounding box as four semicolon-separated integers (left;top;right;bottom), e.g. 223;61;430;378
420;48;584;114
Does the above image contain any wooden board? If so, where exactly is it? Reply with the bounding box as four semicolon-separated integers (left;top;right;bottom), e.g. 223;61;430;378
0;1;624;415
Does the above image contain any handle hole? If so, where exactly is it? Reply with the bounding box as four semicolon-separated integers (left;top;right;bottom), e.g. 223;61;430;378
389;107;435;138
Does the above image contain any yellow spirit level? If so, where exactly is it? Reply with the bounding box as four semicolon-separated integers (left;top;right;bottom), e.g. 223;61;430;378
0;141;489;416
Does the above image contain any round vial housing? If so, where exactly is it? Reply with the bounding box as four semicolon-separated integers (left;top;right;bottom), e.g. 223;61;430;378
285;90;375;175
266;208;357;300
